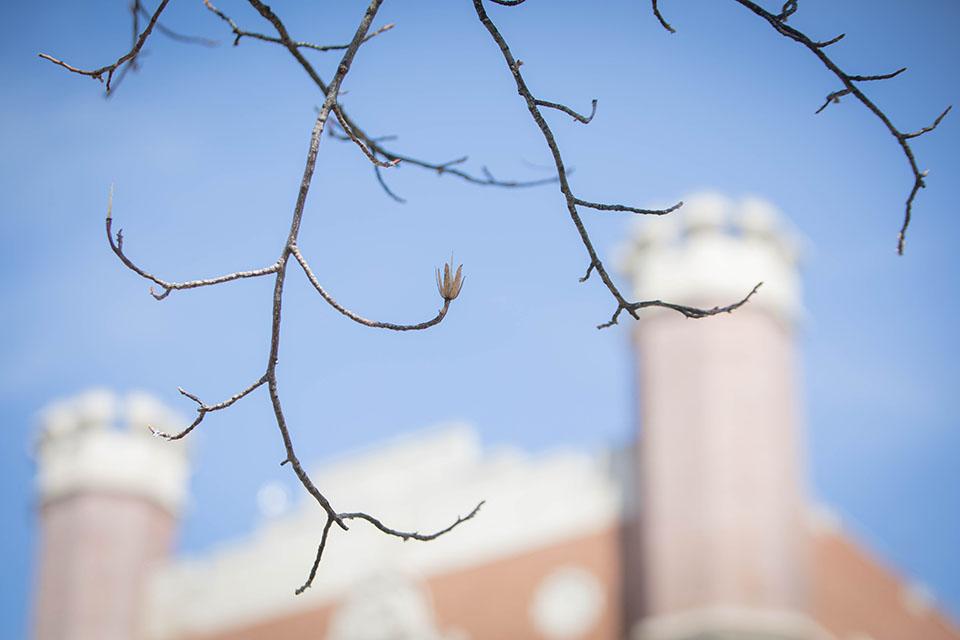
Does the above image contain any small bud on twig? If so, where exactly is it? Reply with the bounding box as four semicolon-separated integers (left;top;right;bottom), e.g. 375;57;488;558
436;256;464;301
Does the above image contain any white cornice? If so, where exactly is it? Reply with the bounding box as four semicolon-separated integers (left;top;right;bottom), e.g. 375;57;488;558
35;389;189;514
144;425;622;639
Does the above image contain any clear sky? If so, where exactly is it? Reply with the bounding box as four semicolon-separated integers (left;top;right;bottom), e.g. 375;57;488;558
2;1;958;637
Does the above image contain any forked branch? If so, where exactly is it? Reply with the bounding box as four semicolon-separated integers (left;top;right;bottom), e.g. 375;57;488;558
734;1;947;253
649;1;949;252
105;190;280;300
52;0;483;594
297;501;485;594
149;376;268;441
475;0;756;329
38;0;171;94
202;0;558;201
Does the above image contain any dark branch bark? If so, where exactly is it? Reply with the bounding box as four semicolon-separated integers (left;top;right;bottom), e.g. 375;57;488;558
297;501;484;594
77;0;482;592
105;195;280;300
38;0;171;94
473;0;757;329
200;0;558;200
729;0;951;254
149;376;268;441
651;0;677;33
291;245;454;331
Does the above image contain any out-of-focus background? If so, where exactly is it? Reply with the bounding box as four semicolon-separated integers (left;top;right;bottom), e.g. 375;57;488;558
2;1;959;639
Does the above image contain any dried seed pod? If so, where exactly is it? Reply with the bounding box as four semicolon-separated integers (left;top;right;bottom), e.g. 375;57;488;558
436;257;464;301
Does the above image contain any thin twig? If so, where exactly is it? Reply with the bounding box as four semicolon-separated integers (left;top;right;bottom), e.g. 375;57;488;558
332;105;401;168
651;0;676;33
105;190;280;299
291;245;453;331
535;98;598;124
296;515;335;595
574;198;682;216
297;501;484;594
341;500;485;541
136;1;218;47
374;165;407;203
149;376;268;440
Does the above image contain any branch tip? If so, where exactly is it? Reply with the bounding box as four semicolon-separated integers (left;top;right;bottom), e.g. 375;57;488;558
651;0;676;33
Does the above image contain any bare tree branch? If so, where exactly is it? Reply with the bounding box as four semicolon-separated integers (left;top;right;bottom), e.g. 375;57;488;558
901;105;952;140
341;500;485;541
849;67;906;82
47;0;485;592
297;501;485;595
105;189;280;300
149;376;268;441
473;0;756;329
135;1;218;47
38;0;171;94
598;282;763;330
374;164;408;203
200;0;558;200
296;515;335;595
813;33;845;48
728;0;952;254
573;198;683;216
203;0;394;52
651;0;677;33
47;0;950;595
332;105;401;168
535;98;598;124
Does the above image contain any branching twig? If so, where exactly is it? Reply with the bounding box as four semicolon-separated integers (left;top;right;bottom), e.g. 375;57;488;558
105;189;280;300
598;282;763;330
135;1;218;47
473;0;753;329
728;0;951;254
374;165;407;203
332;105;401;169
814;88;851;114
149;376;268;440
53;0;948;596
38;0;171;94
297;501;484;594
204;0;394;52
201;0;558;201
342;500;485;541
53;0;484;592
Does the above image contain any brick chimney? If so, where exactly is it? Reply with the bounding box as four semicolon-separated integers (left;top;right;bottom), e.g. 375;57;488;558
621;193;816;639
33;389;189;640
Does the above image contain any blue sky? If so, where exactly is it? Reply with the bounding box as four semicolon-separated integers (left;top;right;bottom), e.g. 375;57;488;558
2;1;958;637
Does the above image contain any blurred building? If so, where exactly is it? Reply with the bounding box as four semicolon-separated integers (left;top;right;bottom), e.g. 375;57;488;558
32;194;960;640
